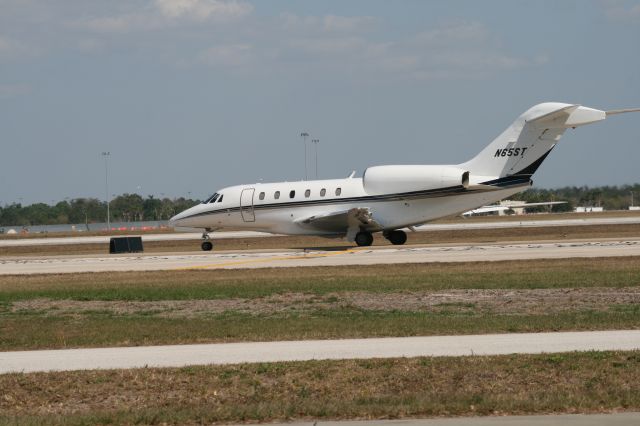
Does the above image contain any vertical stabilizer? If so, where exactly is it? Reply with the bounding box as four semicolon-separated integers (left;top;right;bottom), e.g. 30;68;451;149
460;103;607;182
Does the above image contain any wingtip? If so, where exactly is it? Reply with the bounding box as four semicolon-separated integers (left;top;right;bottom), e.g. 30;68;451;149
606;108;640;116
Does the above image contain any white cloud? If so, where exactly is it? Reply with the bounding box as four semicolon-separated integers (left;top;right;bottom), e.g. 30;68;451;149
413;21;489;46
78;0;252;33
155;0;253;21
281;13;375;33
322;15;376;32
288;36;366;55
62;6;543;81
272;20;536;80
81;15;157;33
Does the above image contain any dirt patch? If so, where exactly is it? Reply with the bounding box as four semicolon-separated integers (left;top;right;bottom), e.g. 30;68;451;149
10;287;640;317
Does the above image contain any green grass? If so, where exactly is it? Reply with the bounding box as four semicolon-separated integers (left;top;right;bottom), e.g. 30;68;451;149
1;258;639;350
2;351;640;424
2;309;639;351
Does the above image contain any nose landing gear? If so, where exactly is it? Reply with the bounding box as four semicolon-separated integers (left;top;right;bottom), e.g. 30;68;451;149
201;230;214;251
384;230;407;245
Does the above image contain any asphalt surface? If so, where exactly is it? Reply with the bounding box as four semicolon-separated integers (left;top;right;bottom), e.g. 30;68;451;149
1;238;639;275
263;413;640;426
2;330;639;374
2;216;639;247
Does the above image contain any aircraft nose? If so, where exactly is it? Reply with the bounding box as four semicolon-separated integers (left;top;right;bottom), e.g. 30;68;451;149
168;212;185;228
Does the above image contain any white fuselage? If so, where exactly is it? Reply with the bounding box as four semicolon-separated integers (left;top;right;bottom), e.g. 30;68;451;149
170;176;526;236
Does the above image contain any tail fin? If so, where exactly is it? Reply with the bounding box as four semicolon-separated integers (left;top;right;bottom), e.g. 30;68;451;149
460;102;609;183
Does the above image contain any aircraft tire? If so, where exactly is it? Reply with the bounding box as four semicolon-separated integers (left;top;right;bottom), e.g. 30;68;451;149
355;231;374;247
387;230;407;245
201;241;214;251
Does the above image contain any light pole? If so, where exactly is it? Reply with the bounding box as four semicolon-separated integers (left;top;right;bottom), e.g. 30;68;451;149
632;191;635;207
311;138;319;179
300;132;309;180
101;152;110;231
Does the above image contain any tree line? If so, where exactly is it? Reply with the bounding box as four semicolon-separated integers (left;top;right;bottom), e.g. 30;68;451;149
1;184;639;226
510;184;640;212
0;195;199;227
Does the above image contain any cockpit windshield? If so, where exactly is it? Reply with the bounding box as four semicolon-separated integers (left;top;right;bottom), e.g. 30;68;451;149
203;193;219;204
202;192;225;204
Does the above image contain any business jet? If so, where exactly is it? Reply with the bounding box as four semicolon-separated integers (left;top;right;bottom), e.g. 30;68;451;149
169;102;639;251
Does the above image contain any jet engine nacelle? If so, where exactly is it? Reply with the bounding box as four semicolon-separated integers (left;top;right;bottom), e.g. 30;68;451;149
362;165;469;195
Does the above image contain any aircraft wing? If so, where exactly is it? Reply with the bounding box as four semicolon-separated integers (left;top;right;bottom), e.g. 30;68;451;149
296;207;380;239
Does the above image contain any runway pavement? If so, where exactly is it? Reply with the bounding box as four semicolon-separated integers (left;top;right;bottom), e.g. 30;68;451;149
1;238;639;275
2;215;639;247
1;330;639;374
264;413;640;426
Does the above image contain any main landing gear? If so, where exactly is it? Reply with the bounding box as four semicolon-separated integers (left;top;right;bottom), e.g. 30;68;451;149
201;230;213;251
355;231;374;247
354;229;408;247
384;230;407;245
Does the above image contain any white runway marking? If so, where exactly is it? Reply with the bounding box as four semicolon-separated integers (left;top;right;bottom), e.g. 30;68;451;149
1;330;639;374
1;239;639;275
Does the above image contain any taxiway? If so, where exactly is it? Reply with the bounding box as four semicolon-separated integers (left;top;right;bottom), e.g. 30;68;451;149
1;330;639;374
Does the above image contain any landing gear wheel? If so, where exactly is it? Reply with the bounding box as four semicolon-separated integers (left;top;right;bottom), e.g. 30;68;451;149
386;230;407;245
355;231;374;247
201;241;213;251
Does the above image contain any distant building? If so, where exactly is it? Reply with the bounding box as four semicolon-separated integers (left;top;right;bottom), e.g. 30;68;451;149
630;206;640;211
575;206;604;213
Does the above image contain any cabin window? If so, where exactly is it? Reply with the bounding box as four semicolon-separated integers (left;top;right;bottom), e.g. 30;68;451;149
305;189;311;198
335;188;342;196
320;188;326;197
289;190;296;199
217;195;223;202
274;191;280;200
259;192;265;200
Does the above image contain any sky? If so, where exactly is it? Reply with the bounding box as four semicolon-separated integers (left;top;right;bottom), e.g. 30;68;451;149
1;0;639;204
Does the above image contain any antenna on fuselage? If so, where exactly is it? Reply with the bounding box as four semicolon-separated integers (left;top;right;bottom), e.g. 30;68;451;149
347;171;356;178
300;132;309;180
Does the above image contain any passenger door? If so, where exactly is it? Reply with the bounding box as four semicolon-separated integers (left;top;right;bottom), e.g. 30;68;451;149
240;188;255;222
